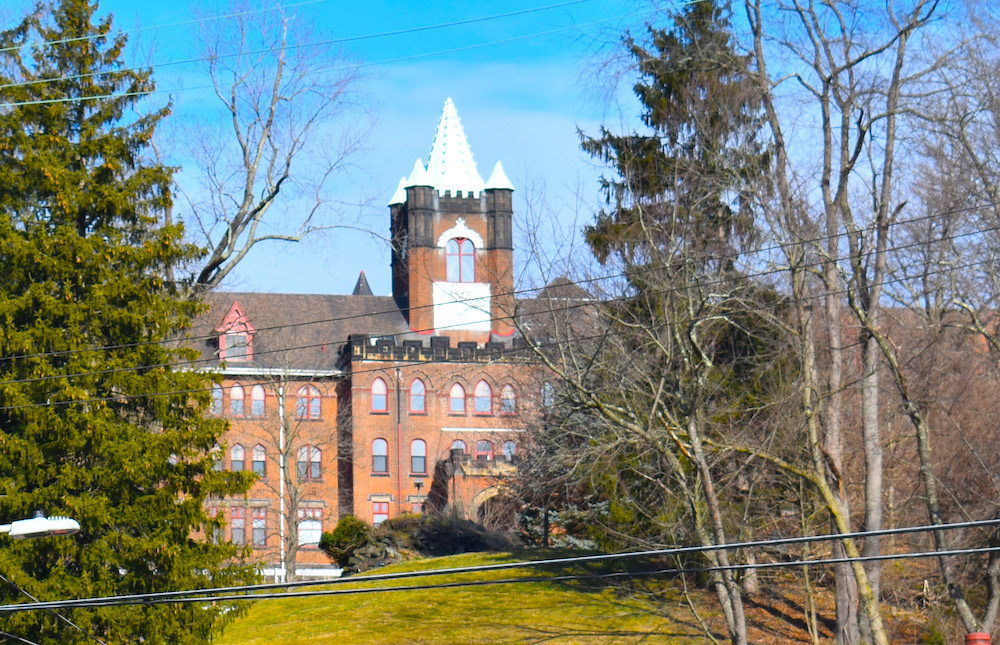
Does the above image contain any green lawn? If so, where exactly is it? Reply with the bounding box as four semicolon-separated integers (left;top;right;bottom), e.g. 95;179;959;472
214;551;707;644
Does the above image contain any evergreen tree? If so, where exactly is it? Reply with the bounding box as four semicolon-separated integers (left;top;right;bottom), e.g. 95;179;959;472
566;4;778;644
582;0;768;272
0;2;255;642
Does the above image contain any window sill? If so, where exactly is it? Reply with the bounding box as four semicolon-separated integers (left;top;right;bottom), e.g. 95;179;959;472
371;472;391;478
409;472;428;477
369;411;390;416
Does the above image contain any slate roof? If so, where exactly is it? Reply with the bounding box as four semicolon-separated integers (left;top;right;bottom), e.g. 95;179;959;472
188;291;409;372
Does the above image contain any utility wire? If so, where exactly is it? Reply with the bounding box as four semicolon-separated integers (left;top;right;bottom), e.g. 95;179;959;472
0;202;987;378
0;630;40;645
0;573;107;645
0;252;990;411
0;0;593;92
0;9;643;109
0;226;992;410
0;253;991;411
4;544;999;612
4;518;997;613
0;0;330;55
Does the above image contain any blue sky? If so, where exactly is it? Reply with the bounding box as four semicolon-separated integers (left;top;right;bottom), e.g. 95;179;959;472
6;0;654;294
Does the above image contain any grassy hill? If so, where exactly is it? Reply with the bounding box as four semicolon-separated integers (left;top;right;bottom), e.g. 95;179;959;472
213;551;709;645
213;550;938;644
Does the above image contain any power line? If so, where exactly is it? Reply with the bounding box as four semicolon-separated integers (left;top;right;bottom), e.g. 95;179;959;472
2;517;998;612
0;208;991;406
0;202;986;381
0;573;107;645
0;251;990;412
0;255;991;412
158;546;1000;608
0;0;593;93
0;8;638;109
0;0;330;55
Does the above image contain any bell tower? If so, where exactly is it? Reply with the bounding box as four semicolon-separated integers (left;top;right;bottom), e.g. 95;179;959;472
389;98;515;343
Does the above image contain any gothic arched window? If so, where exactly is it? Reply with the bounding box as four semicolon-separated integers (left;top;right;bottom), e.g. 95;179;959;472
500;385;516;414
474;380;492;415
250;385;266;417
449;383;466;414
296;385;322;419
409;379;426;413
229;384;244;417
446;238;475;282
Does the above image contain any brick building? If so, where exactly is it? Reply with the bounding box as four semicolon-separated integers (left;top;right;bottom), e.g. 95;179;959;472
192;98;543;579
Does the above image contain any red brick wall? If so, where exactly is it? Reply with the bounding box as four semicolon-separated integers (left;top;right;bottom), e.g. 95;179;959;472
346;358;539;524
213;376;340;567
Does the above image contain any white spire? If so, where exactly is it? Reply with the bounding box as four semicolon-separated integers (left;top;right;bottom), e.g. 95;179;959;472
405;158;431;187
425;97;485;196
388;176;408;205
485;161;514;191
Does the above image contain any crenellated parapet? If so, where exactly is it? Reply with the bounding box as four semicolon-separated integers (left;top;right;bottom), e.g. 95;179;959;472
347;334;530;363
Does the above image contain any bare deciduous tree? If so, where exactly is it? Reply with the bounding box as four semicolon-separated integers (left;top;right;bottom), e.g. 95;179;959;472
183;2;371;288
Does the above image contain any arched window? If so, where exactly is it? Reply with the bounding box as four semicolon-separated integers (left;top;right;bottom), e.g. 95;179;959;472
231;444;245;472
250;385;266;417
230;384;245;417
296;385;321;419
409;379;426;413
500;385;516;414
252;444;266;475
502;440;517;462
411;439;427;474
542;382;556;408
445;238;475;282
449;383;466;414
474;380;492;415
297;445;322;480
370;378;388;413
451;440;466;453
475;440;494;461
372;438;388;473
211;385;223;416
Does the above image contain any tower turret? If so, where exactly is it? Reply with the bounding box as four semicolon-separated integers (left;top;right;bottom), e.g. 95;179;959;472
388;99;515;342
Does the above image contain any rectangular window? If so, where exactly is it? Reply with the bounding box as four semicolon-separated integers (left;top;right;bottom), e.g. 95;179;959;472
231;508;245;546
251;398;264;417
298;508;322;546
372;502;389;524
208;508;222;544
411;455;426;474
372;454;387;473
252;509;267;547
411;503;423;514
225;333;249;360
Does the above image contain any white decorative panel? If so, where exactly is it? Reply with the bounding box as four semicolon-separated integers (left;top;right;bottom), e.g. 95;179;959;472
433;282;492;331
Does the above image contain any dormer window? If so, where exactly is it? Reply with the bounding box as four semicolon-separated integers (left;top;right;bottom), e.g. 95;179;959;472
214;300;256;362
446;238;475;282
224;333;249;360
